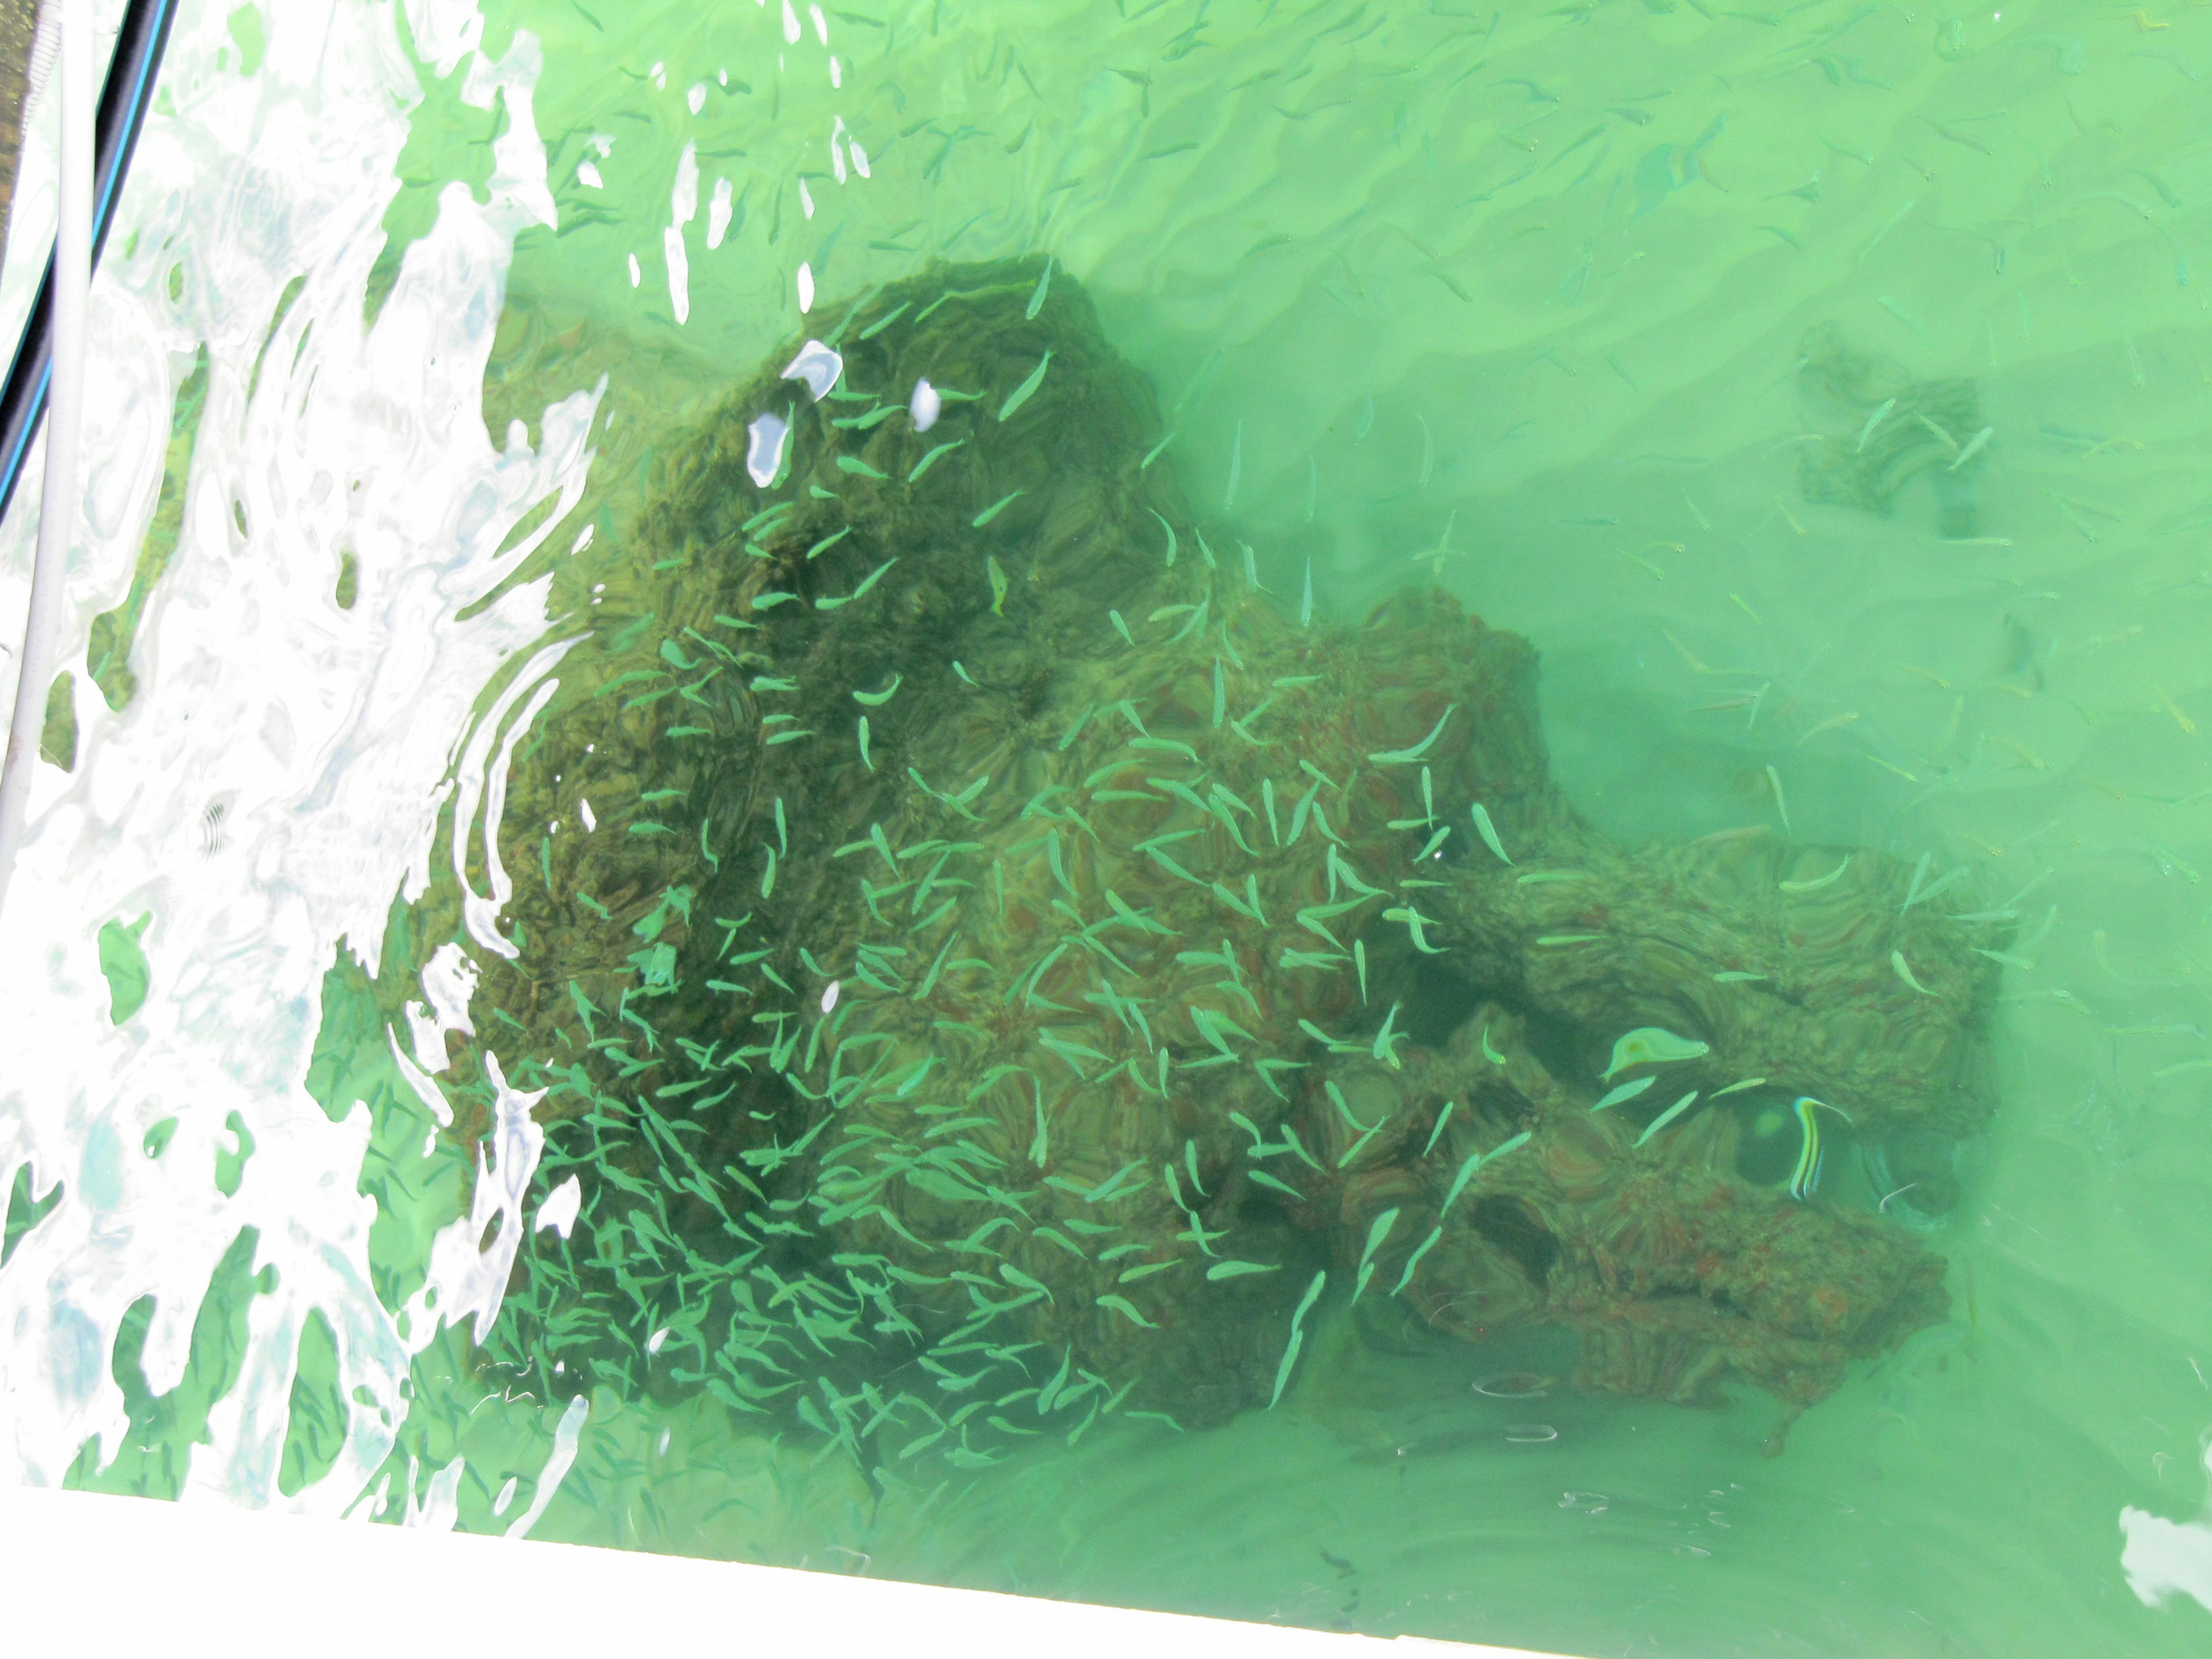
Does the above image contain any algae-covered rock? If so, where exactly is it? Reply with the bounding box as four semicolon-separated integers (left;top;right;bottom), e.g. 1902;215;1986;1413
391;257;2005;1464
1794;321;1985;537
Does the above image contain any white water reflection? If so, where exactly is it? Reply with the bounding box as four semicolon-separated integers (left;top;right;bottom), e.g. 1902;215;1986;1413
0;0;582;1509
782;336;839;400
399;1051;545;1351
450;638;577;964
745;410;788;487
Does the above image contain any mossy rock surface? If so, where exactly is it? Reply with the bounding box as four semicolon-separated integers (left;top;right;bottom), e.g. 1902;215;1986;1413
386;258;2006;1465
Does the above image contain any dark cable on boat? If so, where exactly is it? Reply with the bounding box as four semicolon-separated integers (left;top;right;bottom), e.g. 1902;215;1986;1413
0;0;181;528
0;0;178;919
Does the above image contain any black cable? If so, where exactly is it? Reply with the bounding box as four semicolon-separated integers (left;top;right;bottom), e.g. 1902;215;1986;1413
0;0;180;530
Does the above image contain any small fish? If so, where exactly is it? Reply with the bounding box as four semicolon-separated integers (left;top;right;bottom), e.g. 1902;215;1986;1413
998;351;1053;421
1786;1100;1825;1199
858;301;911;342
1206;1259;1279;1281
1781;855;1850;893
1268;1270;1328;1408
1372;1001;1406;1069
907;438;963;482
1711;1076;1767;1098
1590;1075;1656;1112
1149;508;1178;568
1787;1097;1852;1200
1435;1152;1491;1223
1663;629;1717;676
1025;256;1052;319
1300;558;1315;628
1912;412;1958;453
1488;1129;1532;1168
816;556;898;610
987;555;1009;615
1096;1294;1157;1329
1249;1168;1305;1202
1902;858;1969;914
1797;712;1860;744
1412;508;1458;581
1389;1226;1445;1297
1879;296;1930;343
1352;1208;1400;1300
1849;402;1902;456
1470;802;1513;865
1766;764;1791;834
804;526;853;561
1369;705;1456;765
1633;1090;1701;1147
1948;427;1994;471
973;489;1024;528
1891;950;1935;995
1421;1101;1457;1157
1602;1027;1710;1081
1859;194;1919;263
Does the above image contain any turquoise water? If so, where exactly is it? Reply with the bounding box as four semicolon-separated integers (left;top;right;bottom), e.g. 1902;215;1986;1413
6;2;2212;1656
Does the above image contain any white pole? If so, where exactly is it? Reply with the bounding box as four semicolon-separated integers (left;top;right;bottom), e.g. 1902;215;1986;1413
0;0;93;922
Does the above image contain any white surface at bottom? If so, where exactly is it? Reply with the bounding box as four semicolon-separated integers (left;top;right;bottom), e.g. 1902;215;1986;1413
0;1480;1569;1658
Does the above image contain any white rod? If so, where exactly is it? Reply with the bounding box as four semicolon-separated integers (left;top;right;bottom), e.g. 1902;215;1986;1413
0;0;93;922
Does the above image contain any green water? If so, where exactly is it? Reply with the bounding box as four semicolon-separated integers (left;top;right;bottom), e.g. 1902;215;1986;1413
47;2;2212;1655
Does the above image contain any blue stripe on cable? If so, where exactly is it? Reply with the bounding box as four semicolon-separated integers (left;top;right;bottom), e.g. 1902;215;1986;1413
0;360;50;510
0;0;183;526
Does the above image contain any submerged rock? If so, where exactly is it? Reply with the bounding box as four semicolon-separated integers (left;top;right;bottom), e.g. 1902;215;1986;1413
392;257;2004;1462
